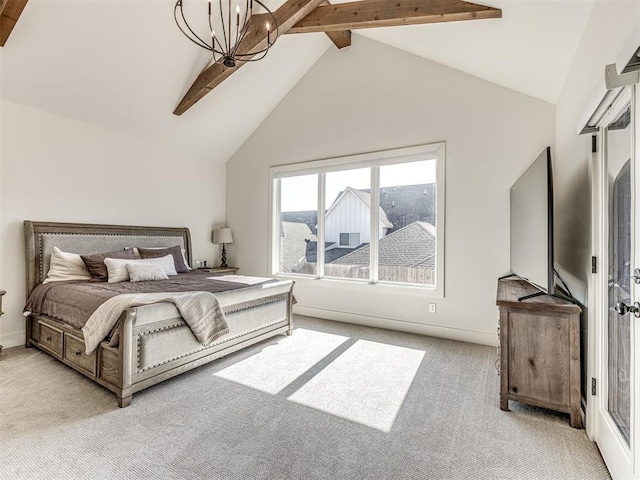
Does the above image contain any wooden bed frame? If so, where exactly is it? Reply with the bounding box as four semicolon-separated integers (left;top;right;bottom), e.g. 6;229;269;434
24;221;294;407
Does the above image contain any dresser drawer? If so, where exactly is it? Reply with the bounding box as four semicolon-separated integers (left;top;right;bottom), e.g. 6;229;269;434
64;334;97;376
39;322;63;358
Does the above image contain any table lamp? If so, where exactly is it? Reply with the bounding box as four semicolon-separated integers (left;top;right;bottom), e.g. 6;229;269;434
212;228;233;268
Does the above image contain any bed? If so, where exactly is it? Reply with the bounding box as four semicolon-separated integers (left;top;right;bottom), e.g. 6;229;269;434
23;221;294;407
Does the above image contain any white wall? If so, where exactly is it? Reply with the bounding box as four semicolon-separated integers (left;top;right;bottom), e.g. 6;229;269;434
0;101;227;347
226;36;555;346
554;0;640;303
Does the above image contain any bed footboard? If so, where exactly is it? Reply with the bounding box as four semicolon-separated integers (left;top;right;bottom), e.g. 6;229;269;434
117;281;294;407
27;281;294;408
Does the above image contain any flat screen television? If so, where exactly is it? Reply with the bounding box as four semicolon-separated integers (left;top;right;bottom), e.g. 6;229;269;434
510;147;556;298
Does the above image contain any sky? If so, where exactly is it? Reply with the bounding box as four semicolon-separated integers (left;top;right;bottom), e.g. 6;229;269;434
280;160;436;212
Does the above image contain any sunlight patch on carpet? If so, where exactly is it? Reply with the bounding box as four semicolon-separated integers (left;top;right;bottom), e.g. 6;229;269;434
213;329;349;394
288;339;425;432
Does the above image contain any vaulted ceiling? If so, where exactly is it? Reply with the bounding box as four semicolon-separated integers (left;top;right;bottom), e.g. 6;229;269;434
0;0;595;161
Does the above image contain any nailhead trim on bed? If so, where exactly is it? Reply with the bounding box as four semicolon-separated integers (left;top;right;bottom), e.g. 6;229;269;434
37;232;186;283
224;295;289;315
135;298;288;373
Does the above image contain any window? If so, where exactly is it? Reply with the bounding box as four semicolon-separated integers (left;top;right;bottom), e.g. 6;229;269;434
339;233;360;247
278;174;318;275
270;143;445;293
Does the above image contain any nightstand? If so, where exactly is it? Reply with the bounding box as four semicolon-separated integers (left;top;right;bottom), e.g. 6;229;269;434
199;267;239;275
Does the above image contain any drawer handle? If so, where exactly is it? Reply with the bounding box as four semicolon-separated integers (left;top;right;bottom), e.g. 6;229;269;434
45;336;52;342
75;351;82;357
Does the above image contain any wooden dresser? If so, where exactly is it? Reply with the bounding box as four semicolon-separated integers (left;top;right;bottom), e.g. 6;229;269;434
497;278;582;428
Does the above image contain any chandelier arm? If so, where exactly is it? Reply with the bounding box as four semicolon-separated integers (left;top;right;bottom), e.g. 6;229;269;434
231;11;253;58
218;0;230;59
232;8;278;59
238;0;250;50
175;3;212;50
233;13;241;56
231;31;249;59
227;0;232;54
255;0;279;41
208;7;226;56
241;47;270;62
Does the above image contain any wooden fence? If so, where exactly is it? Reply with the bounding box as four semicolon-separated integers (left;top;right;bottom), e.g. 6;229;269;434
293;262;435;285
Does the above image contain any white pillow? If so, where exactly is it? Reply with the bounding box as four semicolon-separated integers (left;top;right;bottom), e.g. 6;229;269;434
104;255;178;283
126;264;169;283
43;247;92;284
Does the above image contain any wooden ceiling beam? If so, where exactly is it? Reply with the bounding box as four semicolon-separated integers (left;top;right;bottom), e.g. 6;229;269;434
322;1;351;50
174;0;501;115
325;29;351;49
174;0;326;116
0;0;28;46
287;0;502;34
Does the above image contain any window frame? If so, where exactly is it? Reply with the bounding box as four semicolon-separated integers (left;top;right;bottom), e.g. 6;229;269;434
269;142;446;297
338;232;361;247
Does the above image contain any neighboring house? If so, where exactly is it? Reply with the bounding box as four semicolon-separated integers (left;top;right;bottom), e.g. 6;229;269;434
280;221;316;272
281;211;317;234
281;184;436;270
280;183;436;237
332;221;436;269
325;187;393;247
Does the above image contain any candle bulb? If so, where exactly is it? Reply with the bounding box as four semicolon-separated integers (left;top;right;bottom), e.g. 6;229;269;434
267;21;270;44
236;5;240;26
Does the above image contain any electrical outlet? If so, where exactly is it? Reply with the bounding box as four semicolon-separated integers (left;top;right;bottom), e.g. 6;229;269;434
428;303;436;314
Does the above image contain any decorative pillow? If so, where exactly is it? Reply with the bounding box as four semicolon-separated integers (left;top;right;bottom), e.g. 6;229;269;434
81;249;137;282
126;264;169;283
43;247;92;284
104;255;178;283
137;245;189;273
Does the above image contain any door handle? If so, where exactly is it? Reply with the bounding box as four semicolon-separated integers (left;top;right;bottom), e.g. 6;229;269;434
615;301;640;318
632;268;640;285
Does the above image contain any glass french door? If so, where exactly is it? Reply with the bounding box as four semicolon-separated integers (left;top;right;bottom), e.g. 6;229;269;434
595;85;640;479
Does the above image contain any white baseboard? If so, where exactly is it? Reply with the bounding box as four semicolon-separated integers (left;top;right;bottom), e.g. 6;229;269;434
1;308;497;349
0;331;24;349
294;305;498;347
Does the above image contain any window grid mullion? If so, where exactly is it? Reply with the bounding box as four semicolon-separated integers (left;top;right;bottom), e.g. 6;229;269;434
317;173;326;279
370;166;380;284
273;178;281;276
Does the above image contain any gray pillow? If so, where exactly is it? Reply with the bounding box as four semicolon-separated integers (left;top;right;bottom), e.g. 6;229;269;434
138;245;189;273
80;248;137;282
126;263;170;283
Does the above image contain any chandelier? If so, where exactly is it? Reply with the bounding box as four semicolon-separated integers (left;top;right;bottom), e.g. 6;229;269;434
174;0;279;68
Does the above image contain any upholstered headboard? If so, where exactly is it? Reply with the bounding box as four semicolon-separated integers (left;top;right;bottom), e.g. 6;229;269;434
24;221;192;295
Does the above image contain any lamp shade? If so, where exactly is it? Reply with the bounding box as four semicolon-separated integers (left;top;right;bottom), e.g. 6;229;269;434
212;227;233;244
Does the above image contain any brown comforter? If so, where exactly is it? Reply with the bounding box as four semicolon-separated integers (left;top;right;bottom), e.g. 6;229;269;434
24;271;274;330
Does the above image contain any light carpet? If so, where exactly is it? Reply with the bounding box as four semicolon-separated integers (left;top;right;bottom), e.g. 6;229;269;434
0;316;610;479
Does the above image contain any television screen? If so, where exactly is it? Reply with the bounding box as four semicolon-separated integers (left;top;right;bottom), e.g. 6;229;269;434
510;147;554;294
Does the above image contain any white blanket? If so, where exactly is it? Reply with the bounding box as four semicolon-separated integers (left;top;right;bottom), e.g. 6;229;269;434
81;291;229;354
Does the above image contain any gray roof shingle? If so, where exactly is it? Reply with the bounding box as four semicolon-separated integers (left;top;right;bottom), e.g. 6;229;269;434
331;221;436;268
280;222;316;272
281;211;317;234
